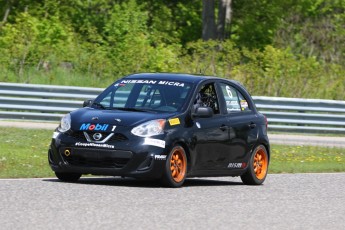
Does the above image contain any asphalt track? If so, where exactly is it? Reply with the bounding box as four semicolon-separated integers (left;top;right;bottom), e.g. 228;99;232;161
1;121;345;229
0;174;345;229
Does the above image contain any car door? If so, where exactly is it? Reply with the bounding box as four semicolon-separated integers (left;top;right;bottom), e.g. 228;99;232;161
217;82;259;168
192;82;231;171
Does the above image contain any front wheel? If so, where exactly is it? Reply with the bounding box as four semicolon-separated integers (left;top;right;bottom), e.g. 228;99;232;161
241;145;269;185
161;145;187;188
55;172;81;182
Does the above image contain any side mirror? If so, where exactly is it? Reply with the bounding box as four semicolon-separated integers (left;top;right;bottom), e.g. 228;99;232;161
83;99;93;107
192;106;213;118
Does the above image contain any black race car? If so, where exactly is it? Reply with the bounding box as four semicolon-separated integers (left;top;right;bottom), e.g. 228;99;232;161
48;73;269;187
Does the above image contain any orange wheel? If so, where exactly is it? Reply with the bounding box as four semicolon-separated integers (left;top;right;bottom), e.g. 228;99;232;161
241;145;269;185
161;145;187;187
169;146;187;183
253;147;268;180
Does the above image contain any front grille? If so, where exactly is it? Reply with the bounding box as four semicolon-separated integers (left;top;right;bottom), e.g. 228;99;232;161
68;131;128;142
61;148;133;168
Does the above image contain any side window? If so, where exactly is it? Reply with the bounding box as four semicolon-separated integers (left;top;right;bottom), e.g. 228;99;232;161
194;83;220;114
219;83;251;113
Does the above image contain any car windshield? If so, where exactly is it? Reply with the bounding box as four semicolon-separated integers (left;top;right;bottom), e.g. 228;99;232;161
94;79;193;112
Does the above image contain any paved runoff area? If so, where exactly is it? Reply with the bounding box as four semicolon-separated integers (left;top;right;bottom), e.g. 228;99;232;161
0;174;345;229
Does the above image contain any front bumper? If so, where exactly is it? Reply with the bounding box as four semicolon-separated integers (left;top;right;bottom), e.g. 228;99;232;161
48;131;168;179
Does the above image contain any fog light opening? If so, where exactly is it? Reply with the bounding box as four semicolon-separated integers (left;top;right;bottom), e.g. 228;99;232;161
137;156;153;171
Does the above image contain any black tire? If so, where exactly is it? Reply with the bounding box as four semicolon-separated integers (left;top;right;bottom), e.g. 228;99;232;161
55;172;81;182
161;145;187;188
241;145;269;185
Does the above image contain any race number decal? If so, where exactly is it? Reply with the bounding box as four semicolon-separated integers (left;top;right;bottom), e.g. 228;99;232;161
226;86;233;98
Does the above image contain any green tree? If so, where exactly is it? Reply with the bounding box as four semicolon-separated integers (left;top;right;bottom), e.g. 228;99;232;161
274;0;345;65
202;0;232;41
230;0;289;49
143;0;202;45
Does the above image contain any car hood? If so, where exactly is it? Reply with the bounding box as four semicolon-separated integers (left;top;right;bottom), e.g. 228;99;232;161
70;108;176;130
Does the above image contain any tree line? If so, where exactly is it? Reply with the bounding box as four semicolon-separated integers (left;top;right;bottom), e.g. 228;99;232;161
0;0;344;99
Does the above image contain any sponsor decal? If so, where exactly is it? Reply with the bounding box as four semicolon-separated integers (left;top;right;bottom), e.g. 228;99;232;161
143;138;166;148
119;79;185;87
154;155;167;160
226;100;241;112
157;81;185;87
169;118;180;126
75;142;115;149
227;162;247;169
79;123;109;131
121;79;157;84
240;100;248;110
226;101;239;106
227;108;241;112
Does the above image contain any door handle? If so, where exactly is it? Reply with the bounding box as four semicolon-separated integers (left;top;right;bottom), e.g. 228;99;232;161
249;122;256;129
220;125;229;131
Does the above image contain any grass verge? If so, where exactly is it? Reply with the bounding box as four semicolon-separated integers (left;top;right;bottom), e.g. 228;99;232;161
0;127;54;178
270;145;345;173
0;127;344;178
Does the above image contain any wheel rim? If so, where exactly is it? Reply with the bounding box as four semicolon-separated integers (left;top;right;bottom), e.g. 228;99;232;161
170;147;187;183
253;147;268;180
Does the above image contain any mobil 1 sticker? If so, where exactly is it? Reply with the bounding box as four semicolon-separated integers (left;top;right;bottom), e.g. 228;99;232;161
79;123;117;132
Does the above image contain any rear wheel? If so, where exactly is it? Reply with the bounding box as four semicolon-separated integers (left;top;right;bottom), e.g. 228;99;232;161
55;172;81;182
241;145;269;185
161;145;187;188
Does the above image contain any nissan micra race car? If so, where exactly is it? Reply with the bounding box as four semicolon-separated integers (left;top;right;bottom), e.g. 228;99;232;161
48;73;270;187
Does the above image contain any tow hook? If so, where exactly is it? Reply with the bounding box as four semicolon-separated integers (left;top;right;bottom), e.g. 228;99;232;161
64;149;71;157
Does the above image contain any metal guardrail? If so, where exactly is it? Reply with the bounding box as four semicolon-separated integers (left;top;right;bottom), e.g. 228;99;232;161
253;96;345;133
1;82;345;133
0;82;102;121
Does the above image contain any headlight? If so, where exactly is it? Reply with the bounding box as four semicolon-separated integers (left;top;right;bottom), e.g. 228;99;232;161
131;119;166;137
58;113;71;132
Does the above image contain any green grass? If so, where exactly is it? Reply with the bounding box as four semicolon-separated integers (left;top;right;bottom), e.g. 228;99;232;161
0;127;54;178
0;127;344;178
0;67;115;88
270;145;345;173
